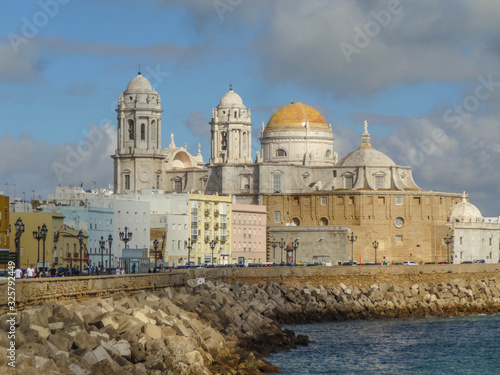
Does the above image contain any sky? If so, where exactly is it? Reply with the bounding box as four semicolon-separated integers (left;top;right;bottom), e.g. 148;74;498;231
1;0;500;215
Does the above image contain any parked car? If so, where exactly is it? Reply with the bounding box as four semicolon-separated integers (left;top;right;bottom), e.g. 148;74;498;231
475;259;485;264
81;267;91;276
403;261;418;266
461;261;473;264
56;267;81;276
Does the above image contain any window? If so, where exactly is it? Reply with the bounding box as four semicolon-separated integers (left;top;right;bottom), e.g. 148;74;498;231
375;175;384;189
321;197;327;205
125;175;130;190
349;196;354;205
156;175;160;189
378;196;385;204
396;235;402;242
141;123;145;140
320;218;328;226
128;120;134;140
174;180;182;193
293;197;299;205
394;217;404;228
395;197;403;205
273;174;282;192
345;176;353;189
172;223;175;230
275;148;287;157
274;211;280;223
325;150;331;158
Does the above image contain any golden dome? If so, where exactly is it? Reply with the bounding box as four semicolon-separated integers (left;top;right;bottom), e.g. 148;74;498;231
265;102;329;132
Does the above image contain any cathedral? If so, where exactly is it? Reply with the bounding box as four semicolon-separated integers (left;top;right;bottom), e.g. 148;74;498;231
112;73;498;265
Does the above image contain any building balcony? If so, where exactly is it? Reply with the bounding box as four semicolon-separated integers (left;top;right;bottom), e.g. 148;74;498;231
214;210;219;216
191;208;198;214
191;221;198;226
204;222;210;228
204;209;210;215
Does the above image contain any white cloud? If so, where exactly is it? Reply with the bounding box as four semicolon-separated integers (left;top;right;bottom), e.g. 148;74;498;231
0;124;116;199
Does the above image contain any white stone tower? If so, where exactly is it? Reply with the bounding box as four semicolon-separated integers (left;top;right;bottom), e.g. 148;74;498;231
112;72;164;194
209;86;253;165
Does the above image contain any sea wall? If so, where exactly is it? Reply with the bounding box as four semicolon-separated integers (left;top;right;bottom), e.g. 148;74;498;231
2;264;500;313
1;272;500;374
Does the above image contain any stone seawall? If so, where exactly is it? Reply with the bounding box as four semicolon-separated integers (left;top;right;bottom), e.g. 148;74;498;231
1;264;500;313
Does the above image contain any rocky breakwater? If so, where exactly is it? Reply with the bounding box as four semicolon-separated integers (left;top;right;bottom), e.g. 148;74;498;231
1;276;499;374
0;281;306;375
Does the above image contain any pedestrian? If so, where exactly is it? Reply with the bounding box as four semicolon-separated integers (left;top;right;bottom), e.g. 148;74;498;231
120;267;125;275
115;267;120;276
15;266;23;279
49;265;57;277
26;265;35;278
34;267;41;278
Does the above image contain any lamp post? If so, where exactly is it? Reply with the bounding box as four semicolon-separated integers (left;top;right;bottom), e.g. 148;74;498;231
40;224;47;276
153;239;159;272
33;226;43;264
99;236;106;273
77;230;84;273
292;239;299;264
209;239;217;266
347;232;357;265
14;217;24;268
278;238;286;264
270;239;278;264
119;226;133;249
444;234;454;264
372;240;379;265
187;238;193;267
108;234;113;274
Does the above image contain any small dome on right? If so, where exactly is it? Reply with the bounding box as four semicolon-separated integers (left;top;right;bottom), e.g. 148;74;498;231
449;193;483;223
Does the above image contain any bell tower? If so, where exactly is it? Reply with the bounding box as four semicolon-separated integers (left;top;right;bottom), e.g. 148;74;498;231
209;86;253;165
112;72;164;194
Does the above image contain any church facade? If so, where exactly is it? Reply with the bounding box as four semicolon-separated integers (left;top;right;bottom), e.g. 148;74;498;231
113;73;479;264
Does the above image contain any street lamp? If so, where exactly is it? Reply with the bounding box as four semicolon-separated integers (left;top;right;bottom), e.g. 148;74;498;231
33;226;43;264
153;239;159;272
187;238;193;267
209;239;217;266
279;238;285;264
108;234;113;274
99;236;106;274
270;239;278;264
347;232;357;265
444;233;454;264
40;224;47;276
372;240;379;265
119;226;133;249
77;230;84;272
292;239;299;264
14;217;24;268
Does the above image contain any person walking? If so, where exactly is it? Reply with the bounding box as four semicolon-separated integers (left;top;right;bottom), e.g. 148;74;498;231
34;267;41;278
15;267;23;279
115;267;120;276
26;265;35;278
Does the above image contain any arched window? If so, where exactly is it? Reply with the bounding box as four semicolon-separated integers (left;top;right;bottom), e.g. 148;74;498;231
276;148;287;157
141;123;145;140
292;218;300;226
325;150;332;158
128;120;134;140
320;218;328;226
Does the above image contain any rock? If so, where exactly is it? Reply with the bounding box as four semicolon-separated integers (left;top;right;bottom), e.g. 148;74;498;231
143;323;162;340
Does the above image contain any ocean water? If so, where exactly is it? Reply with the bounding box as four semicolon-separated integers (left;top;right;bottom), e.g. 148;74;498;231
267;315;500;374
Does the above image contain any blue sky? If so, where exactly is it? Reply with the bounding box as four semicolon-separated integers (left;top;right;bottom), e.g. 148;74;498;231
2;0;500;216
